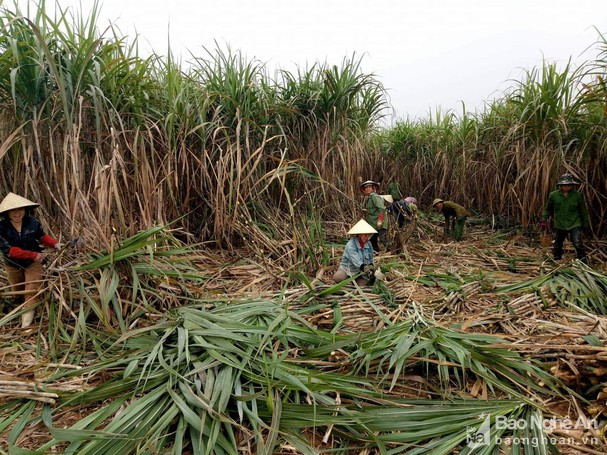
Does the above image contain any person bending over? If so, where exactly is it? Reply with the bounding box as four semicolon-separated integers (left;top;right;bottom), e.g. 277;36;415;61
432;198;468;241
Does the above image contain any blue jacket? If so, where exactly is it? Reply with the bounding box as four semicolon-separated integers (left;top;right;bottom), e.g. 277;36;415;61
339;237;374;276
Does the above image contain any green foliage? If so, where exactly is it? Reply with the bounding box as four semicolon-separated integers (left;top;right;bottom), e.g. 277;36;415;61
298;210;329;268
372;279;397;308
0;226;207;340
4;299;564;454
0;3;385;136
497;261;607;314
303;312;564;401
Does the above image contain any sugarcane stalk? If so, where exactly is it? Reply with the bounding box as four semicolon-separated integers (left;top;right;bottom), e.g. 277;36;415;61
0;388;58;404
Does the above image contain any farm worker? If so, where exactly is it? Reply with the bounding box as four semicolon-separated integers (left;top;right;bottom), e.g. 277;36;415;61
387;181;402;201
540;173;589;262
360;180;391;252
404;196;418;209
380;194;394;206
432;198;469;241
392;196;418;228
333;219;379;286
0;193;62;328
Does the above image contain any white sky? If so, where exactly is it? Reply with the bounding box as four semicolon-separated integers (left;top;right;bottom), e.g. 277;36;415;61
14;0;607;122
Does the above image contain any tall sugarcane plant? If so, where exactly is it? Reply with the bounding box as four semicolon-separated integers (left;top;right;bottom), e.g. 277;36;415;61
0;0;387;257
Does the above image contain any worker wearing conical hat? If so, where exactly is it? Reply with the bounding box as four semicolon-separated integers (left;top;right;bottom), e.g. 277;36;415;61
360;180;391;252
432;198;469;241
540;173;589;262
0;193;62;328
333;220;379;286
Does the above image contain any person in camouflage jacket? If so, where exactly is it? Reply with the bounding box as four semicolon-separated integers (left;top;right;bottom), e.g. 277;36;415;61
360;180;391;252
432;198;469;241
541;173;589;262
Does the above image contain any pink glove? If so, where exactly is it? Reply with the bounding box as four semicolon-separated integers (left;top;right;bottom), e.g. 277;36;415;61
539;220;548;230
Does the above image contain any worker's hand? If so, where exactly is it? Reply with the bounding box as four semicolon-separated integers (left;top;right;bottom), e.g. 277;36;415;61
34;253;46;263
359;264;375;279
54;243;64;250
377;221;383;229
374;269;385;281
539;220;548;230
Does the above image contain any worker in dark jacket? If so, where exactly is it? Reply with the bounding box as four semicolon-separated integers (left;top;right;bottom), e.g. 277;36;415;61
433;198;469;241
360;180;390;252
392;196;418;228
541;173;589;262
0;193;62;327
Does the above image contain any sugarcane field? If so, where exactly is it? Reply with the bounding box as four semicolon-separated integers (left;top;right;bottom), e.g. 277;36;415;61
1;1;607;454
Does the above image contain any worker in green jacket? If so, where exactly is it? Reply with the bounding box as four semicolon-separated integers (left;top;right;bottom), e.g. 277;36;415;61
433;198;469;241
360;180;390;252
387;181;402;201
541;173;589;262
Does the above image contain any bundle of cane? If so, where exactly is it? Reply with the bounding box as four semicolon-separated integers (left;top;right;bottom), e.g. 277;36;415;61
0;379;58;404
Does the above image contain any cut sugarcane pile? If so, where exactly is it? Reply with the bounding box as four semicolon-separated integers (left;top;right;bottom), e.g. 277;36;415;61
434;280;484;313
504;292;548;317
304;302;385;332
497;261;607;315
1;221;607;453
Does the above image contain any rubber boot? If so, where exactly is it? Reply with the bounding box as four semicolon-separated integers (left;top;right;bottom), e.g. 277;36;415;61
21;309;35;328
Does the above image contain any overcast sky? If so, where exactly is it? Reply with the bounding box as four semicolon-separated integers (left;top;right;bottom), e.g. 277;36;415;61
15;0;607;122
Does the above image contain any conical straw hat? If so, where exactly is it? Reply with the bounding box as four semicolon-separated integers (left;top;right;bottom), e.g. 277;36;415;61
347;219;377;235
0;193;39;215
380;194;393;203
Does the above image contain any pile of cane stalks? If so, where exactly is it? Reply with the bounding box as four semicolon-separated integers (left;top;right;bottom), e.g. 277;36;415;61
0;220;606;454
